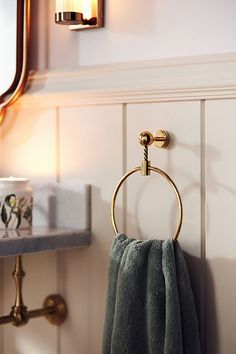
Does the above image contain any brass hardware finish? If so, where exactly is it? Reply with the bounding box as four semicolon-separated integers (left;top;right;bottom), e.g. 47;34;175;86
43;295;67;325
141;160;151;176
10;255;29;326
139;131;154;147
0;255;67;327
154;130;170;148
111;129;183;241
111;166;183;241
139;130;170;176
141;144;151;176
139;130;170;149
0;0;30;124
55;11;84;25
56;0;104;31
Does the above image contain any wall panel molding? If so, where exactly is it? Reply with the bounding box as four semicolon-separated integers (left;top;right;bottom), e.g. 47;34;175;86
16;53;236;109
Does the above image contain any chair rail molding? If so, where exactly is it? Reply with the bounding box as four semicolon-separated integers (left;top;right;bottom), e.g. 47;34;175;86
18;53;236;108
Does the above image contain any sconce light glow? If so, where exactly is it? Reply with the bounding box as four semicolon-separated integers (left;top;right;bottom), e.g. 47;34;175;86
55;0;104;31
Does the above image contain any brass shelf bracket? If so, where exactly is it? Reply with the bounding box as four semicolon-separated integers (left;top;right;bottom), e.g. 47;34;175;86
0;255;67;327
139;130;170;176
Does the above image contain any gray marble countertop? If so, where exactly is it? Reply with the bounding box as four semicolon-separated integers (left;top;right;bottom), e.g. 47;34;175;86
0;227;91;257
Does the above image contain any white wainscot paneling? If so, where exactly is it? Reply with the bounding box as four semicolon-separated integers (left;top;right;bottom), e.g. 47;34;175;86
126;102;201;252
0;106;59;354
126;101;203;337
57;105;123;354
206;100;236;354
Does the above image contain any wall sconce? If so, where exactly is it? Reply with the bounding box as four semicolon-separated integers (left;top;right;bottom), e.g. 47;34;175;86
55;0;104;31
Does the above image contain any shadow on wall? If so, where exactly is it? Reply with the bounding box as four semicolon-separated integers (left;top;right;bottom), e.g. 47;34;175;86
205;258;236;354
184;255;236;354
177;140;236;197
184;252;209;354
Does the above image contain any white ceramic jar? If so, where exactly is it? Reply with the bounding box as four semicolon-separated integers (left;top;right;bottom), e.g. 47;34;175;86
0;178;33;230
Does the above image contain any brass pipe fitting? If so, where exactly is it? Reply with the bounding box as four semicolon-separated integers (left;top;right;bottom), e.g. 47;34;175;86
0;255;67;327
10;255;29;327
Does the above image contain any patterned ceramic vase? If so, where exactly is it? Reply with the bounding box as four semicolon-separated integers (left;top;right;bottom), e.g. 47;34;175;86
0;178;33;230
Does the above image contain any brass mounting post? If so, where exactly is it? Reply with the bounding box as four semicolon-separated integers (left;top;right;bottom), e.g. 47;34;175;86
10;255;29;326
0;255;67;327
139;130;170;149
139;130;170;176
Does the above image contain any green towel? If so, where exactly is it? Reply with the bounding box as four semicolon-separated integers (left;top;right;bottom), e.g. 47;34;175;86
103;234;201;354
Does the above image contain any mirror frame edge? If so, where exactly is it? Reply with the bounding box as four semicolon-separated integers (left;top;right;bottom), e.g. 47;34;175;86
0;0;30;124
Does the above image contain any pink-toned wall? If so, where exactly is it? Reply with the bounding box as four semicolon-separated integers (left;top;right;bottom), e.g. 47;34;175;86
0;1;236;353
30;0;236;69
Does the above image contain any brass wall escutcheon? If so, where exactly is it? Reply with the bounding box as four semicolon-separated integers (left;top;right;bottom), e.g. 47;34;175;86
43;294;67;326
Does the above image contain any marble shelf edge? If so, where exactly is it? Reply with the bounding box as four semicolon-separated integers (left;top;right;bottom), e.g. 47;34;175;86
0;227;91;257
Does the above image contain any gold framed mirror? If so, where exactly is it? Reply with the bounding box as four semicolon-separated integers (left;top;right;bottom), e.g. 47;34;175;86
0;0;30;123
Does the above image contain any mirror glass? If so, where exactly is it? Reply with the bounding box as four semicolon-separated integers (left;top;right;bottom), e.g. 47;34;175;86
0;0;17;97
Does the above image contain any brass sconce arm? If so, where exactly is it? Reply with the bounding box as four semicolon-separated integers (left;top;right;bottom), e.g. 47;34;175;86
0;255;67;327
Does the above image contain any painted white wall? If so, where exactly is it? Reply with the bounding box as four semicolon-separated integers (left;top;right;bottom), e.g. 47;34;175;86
29;0;236;70
78;0;236;65
2;0;236;80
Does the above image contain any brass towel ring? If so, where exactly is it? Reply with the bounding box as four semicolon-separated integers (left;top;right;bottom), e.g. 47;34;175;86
111;166;183;241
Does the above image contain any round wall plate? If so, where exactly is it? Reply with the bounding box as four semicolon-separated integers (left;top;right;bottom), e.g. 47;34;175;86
154;130;170;148
44;294;67;326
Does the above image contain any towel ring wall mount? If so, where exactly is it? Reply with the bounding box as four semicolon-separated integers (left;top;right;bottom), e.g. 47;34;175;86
111;130;183;241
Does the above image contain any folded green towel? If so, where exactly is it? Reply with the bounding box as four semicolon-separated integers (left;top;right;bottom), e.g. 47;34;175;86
103;234;201;354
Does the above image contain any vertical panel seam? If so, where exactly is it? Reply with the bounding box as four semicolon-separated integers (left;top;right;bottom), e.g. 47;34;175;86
44;1;49;69
56;107;61;183
0;259;3;354
56;252;61;354
56;107;60;354
123;104;127;234
200;99;207;354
